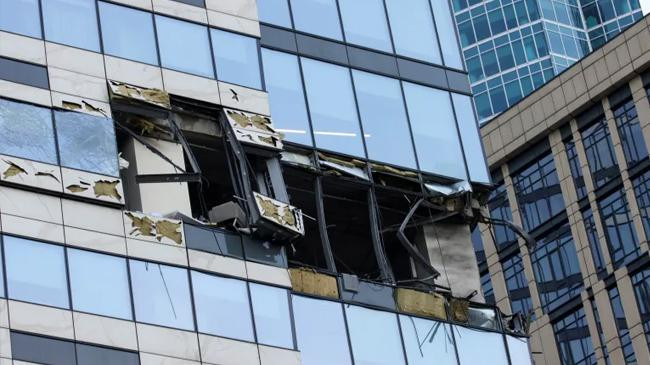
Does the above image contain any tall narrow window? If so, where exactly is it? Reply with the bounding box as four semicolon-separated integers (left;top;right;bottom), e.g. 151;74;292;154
0;0;41;38
631;268;650;348
553;307;596;365
614;99;647;167
211;29;262;89
582;208;606;276
502;254;533;317
0;98;57;165
98;2;158;65
289;0;343;41
338;0;392;52
249;283;293;349
453;93;490;183
565;138;587;201
581;118;619;189
635;170;650;242
345;305;405;365
590;298;611;364
155;15;214;78
385;0;441;64
431;0;464;69
608;287;637;364
598;188;640;268
488;183;518;251
42;0;100;51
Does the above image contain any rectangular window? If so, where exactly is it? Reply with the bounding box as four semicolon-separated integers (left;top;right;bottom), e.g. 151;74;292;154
400;315;457;365
472;226;486;264
598;188;640;268
42;0;100;51
488;183;518;250
565;138;587;201
581;118;619;189
249;283;293;349
507;336;533;365
4;236;69;308
54;110;119;176
582;208;607;275
68;248;132;320
211;29;262;89
292;295;352;365
11;331;76;365
385;0;441;64
453;93;490;183
98;1;158;65
512;152;565;232
155;15;214;78
0;98;57;165
590;298;611;364
301;57;365;158
289;0;343;41
129;260;194;331
502;254;533;317
191;271;254;342
403;82;466;180
481;271;495;304
631;268;650;348
257;0;292;27
352;70;416;169
345;305;405;365
531;222;583;313
0;0;41;38
339;0;392;53
553;307;596;365
431;0;464;69
614;99;647;167
608;287;637;364
454;325;508;364
634;169;650;247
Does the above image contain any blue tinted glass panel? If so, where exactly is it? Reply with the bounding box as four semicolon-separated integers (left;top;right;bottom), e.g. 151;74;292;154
130;260;194;331
400;315;457;364
554;307;596;365
42;0;100;51
211;29;261;89
458;21;476;48
261;49;312;146
455;325;508;364
249;283;293;348
0;0;41;38
4;236;68;308
301;57;365;157
191;271;254;341
614;100;647;167
431;0;464;69
403;82;466;179
55;111;118;176
385;0;441;64
346;305;405;365
453;93;489;183
507;336;533;365
290;0;342;40
68;249;132;319
352;70;416;168
257;0;292;27
0;98;56;164
292;295;352;365
339;0;392;52
155;15;213;78
98;2;158;65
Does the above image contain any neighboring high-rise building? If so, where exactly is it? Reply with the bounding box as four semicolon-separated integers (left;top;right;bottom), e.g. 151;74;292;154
452;0;644;123
478;13;650;365
0;0;532;364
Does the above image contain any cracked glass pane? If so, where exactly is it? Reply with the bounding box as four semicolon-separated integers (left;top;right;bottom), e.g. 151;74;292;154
0;98;57;164
54;110;118;176
399;315;457;365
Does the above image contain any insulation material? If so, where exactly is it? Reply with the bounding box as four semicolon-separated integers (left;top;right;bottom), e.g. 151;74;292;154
254;192;305;235
60;99;108;118
370;163;418;178
61;167;125;204
224;109;283;150
124;211;184;246
0;154;63;193
108;80;171;109
450;298;470;323
395;288;447;320
318;153;369;180
288;268;339;299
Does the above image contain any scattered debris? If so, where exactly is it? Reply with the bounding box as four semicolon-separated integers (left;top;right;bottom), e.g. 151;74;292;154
3;161;27;179
94;180;122;200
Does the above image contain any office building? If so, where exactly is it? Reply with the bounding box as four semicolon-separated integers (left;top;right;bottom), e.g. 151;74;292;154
0;0;531;364
453;0;644;123
478;13;650;365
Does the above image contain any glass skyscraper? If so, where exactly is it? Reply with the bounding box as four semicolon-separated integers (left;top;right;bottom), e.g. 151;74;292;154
452;0;644;123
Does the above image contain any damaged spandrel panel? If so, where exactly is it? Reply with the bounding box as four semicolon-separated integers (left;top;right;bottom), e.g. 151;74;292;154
124;211;184;246
254;192;304;236
224;108;283;151
108;80;171;110
0;98;57;165
0;157;62;193
62;168;124;203
54;110;119;177
318;152;368;180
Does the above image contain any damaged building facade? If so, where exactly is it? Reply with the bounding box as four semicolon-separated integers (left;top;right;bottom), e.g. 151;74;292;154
0;0;530;364
478;13;650;365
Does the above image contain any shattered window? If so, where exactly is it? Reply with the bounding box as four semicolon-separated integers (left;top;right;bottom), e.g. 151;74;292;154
249;283;294;349
301;57;365;158
261;49;313;146
289;0;343;41
338;0;392;52
0;0;41;38
506;336;533;365
191;271;254;342
345;305;406;365
257;0;292;27
4;236;69;308
454;325;508;365
292;295;352;365
129;260;194;331
452;93;490;184
54;110;118;176
211;29;262;89
352;70;417;169
68;248;132;320
42;0;100;52
399;315;458;365
403;82;466;180
0;98;57;165
155;15;214;78
98;1;158;65
385;0;441;64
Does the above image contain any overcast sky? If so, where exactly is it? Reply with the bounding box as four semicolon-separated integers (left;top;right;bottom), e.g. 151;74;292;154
642;0;650;14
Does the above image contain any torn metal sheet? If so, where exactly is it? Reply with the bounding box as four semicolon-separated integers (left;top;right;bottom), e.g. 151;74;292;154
395;288;447;320
289;268;339;299
253;192;305;236
318;153;369;180
224;108;283;151
124;211;184;246
61;167;125;204
0;155;63;193
370;163;418;178
280;151;314;168
425;180;472;197
108;80;171;110
61;99;108;118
